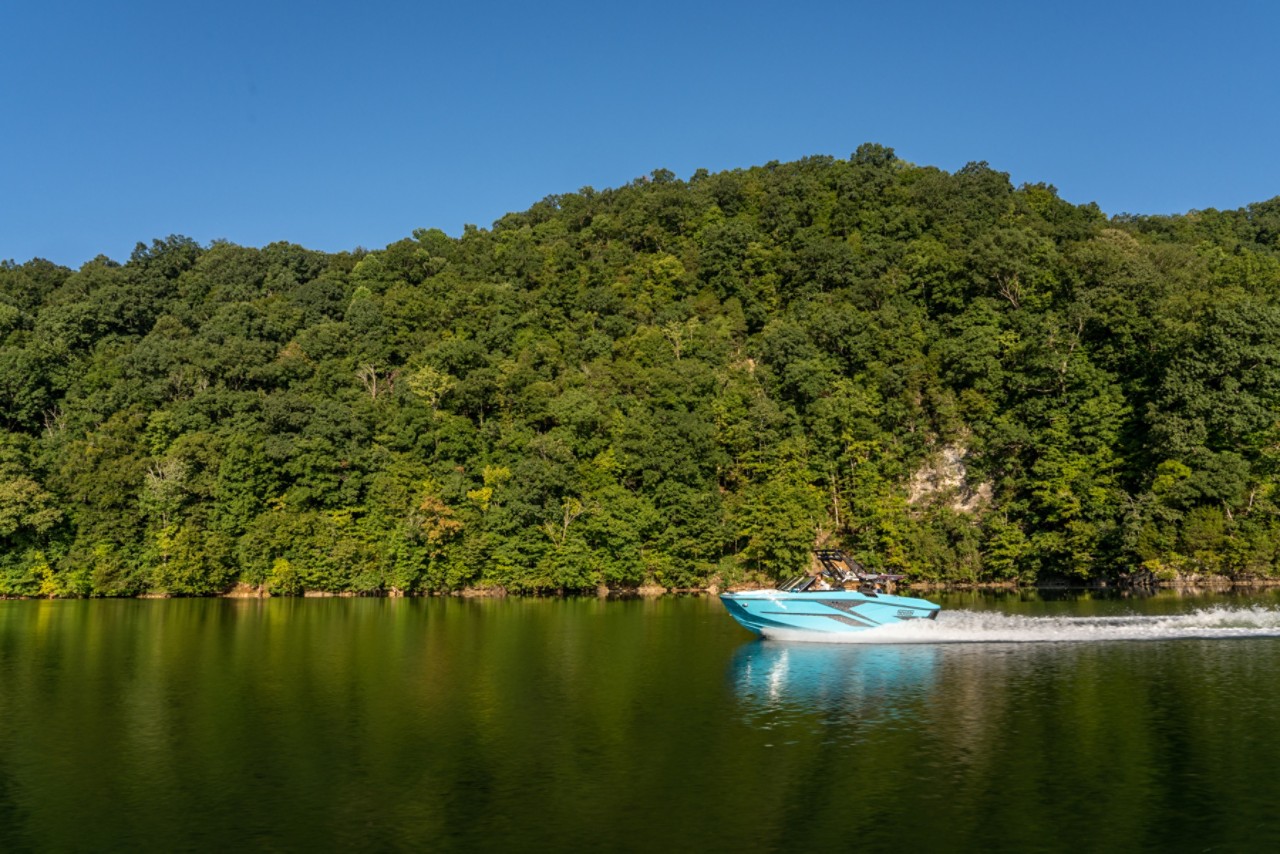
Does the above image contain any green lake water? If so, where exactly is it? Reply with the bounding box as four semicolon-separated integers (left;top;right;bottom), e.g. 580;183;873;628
3;591;1280;852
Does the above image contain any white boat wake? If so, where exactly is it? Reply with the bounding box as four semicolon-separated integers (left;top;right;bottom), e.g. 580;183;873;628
762;606;1280;644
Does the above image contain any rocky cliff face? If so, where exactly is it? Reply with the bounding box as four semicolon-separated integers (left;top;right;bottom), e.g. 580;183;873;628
907;443;992;515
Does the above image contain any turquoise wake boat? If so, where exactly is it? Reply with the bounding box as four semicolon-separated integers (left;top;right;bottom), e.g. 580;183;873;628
720;550;940;638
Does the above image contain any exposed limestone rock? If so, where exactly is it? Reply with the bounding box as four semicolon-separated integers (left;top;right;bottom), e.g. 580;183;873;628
224;583;270;598
907;443;992;514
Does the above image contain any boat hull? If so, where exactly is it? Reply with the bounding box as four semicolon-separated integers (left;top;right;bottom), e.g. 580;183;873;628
720;589;940;637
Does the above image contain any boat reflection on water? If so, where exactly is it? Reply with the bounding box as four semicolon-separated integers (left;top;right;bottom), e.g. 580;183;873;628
729;640;939;730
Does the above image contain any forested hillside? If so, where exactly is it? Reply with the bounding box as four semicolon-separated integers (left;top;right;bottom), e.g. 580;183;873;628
4;145;1280;596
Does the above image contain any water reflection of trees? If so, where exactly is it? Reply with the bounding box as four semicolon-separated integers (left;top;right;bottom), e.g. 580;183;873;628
728;634;1280;851
5;598;1280;851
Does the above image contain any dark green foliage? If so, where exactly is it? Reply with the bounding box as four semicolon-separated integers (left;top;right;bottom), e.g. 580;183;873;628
6;150;1280;595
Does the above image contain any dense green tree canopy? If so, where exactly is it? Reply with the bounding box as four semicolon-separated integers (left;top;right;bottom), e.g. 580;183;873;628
4;149;1280;595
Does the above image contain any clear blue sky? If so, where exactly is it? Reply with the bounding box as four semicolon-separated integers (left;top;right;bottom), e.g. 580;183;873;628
3;0;1277;267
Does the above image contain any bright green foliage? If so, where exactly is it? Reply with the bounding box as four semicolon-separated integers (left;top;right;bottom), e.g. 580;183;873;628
5;155;1280;595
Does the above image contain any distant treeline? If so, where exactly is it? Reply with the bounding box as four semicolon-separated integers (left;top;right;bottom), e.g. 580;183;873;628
4;145;1280;596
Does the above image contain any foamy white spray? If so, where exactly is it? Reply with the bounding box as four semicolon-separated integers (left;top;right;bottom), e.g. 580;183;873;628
762;606;1280;645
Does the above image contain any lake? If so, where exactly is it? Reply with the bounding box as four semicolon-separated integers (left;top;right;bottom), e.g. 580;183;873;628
3;590;1280;852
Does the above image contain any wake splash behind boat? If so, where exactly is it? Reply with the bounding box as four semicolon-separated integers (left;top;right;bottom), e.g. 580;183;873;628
761;605;1280;645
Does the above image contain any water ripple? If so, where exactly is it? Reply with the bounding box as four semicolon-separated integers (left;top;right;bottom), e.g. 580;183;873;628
765;605;1280;644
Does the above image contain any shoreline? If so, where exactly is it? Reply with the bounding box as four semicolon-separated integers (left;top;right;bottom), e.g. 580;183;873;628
6;576;1280;601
